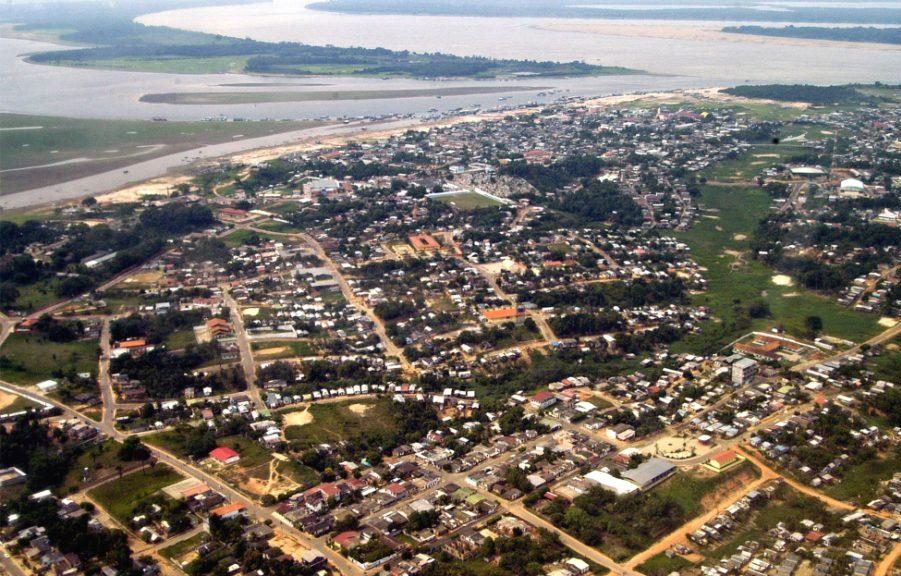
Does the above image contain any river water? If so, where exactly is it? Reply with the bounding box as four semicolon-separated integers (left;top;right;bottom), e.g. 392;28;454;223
1;0;899;207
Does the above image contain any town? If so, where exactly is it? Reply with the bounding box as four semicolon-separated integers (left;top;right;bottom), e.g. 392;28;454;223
1;84;900;576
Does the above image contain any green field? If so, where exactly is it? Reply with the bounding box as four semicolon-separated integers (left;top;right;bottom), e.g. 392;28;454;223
58;439;126;494
701;145;807;183
636;553;693;576
252;340;319;359
0;334;98;384
282;398;398;446
159;531;210;560
165;329;198;350
825;452;901;504
6;277;64;312
0;113;323;195
88;465;184;525
216;435;272;468
431;191;507;210
674;185;881;352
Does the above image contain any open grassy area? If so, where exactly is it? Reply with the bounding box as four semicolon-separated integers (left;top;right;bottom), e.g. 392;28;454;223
0;333;98;385
165;329;197;350
142;429;191;456
636;553;694;576
7;277;64;312
216;435;272;468
159;531;210;560
251;340;319;359
0;113;323;195
88;464;184;525
282;398;398;446
58;439;126;495
825;452;901;504
701;144;808;183
280;459;319;489
431;191;507;210
674;184;881;353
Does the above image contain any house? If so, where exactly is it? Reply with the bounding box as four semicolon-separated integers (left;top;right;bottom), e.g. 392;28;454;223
530;391;557;410
209;502;247;520
209;446;241;465
606;423;635;442
708;450;741;471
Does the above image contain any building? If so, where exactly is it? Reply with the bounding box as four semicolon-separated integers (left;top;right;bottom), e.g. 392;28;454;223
530;391;557;410
482;307;525;323
209;502;247;520
621;457;675;490
584;470;638;496
209;446;241;465
708;450;741;471
606;423;635;442
0;467;27;487
408;233;441;252
732;357;758;385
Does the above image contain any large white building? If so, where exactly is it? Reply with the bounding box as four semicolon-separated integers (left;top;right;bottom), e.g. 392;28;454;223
584;471;638;496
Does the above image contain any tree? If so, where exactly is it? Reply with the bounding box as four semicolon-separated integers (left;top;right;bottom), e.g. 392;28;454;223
805;315;823;336
118;436;150;462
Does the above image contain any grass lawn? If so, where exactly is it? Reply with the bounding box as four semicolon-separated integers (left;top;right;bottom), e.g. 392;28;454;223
159;531;209;560
654;461;759;521
0;334;98;385
82;408;102;421
701;145;807;183
216;435;272;468
280;459;319;490
165;329;197;350
88;465;184;525
142;429;192;456
673;185;881;353
7;277;64;312
587;396;613;410
251;340;319;359
636;553;693;576
825;452;901;504
282;398;398;446
58;439;125;495
256;220;303;233
431;191;506;210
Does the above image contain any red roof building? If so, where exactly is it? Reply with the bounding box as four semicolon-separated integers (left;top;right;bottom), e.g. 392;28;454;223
209;446;240;465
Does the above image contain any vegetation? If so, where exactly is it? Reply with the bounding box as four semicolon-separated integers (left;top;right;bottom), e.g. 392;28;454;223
722;85;875;106
722;26;901;45
10;2;633;80
87;464;184;525
0;113;319;195
0;333;98;385
538;464;756;560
